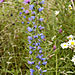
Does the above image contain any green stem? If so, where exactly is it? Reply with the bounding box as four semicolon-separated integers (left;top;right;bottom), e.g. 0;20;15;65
56;54;58;75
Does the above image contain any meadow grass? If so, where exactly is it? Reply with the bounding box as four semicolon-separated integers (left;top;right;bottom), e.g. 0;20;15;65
0;0;75;75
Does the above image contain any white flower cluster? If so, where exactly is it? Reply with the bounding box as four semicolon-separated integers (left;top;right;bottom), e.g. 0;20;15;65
61;35;75;49
60;35;75;65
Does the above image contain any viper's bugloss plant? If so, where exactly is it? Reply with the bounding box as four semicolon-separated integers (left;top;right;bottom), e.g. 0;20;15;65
21;0;47;75
18;0;47;74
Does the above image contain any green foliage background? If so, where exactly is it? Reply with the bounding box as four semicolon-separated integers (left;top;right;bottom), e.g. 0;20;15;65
0;0;75;75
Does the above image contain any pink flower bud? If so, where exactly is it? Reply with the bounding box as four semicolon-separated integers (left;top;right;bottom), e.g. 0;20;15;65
0;0;4;3
23;0;30;4
53;45;56;50
59;29;62;33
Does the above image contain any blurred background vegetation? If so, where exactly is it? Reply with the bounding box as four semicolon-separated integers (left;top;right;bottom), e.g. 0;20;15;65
0;0;75;75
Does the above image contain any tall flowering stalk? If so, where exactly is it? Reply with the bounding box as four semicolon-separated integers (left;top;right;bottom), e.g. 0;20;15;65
19;0;47;74
26;0;47;75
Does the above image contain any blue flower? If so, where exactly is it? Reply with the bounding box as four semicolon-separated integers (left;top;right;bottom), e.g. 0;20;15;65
21;7;24;10
33;46;36;50
31;58;33;61
40;27;44;30
38;61;41;65
41;58;46;61
39;18;44;21
28;17;32;21
42;70;47;72
35;43;39;46
32;22;35;24
32;43;35;45
34;35;38;39
30;69;35;75
38;25;41;28
34;25;37;28
28;61;34;65
41;54;43;57
37;46;41;50
29;51;32;54
22;22;24;24
33;25;37;29
27;22;30;24
27;27;33;32
39;33;43;36
25;10;29;14
23;10;26;12
32;11;35;14
38;39;41;42
31;16;35;20
40;0;45;4
28;40;32;44
39;50;42;53
38;42;40;45
23;16;26;18
19;12;22;15
42;61;47;65
28;36;33;40
39;55;42;59
35;65;40;69
29;5;34;10
25;31;28;33
41;35;45;39
38;7;44;12
38;26;44;30
29;46;33;50
37;54;43;59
